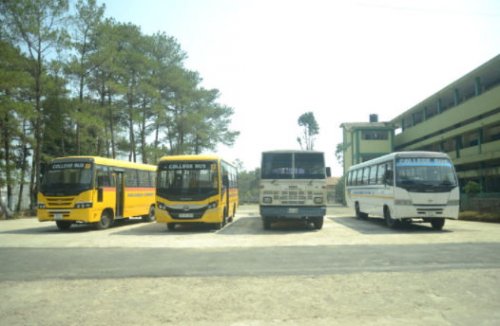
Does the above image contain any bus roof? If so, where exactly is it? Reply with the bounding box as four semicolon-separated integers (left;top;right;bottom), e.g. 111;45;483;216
51;156;156;171
261;150;325;155
158;154;234;166
347;151;452;171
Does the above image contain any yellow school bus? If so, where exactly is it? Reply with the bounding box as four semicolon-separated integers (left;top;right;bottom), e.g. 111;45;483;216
37;156;156;230
156;154;238;230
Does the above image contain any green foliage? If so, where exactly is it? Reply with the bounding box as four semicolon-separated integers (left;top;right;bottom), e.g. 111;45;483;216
297;111;319;150
335;175;346;205
0;0;239;211
237;168;261;204
463;181;481;196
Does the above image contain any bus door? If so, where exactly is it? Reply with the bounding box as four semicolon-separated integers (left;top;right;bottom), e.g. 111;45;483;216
223;174;230;218
115;170;124;218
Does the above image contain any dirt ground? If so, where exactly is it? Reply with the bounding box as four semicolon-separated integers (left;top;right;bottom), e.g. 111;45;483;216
1;270;499;325
1;205;500;325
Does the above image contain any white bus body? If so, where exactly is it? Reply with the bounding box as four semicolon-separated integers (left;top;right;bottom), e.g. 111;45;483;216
259;150;330;230
345;151;459;230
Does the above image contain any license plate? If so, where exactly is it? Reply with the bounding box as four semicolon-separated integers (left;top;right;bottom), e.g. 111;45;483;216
288;208;298;214
178;213;194;218
54;213;63;220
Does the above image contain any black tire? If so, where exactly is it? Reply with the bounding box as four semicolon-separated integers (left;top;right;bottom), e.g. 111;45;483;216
384;207;399;229
167;223;176;231
142;205;155;222
355;202;368;219
56;220;72;231
263;216;272;230
95;211;113;230
430;218;445;230
313;216;324;230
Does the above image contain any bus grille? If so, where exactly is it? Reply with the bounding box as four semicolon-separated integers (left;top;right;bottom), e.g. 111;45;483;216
46;197;75;208
416;207;444;215
263;190;322;202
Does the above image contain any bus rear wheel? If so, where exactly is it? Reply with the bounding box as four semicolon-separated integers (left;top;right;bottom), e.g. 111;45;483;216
430;218;445;230
355;202;367;219
384;207;399;229
142;205;155;222
167;223;176;231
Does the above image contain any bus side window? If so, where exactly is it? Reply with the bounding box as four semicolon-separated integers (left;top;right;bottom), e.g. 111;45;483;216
376;163;386;185
384;163;394;185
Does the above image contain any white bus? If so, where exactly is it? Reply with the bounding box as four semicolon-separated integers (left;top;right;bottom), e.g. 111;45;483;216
345;151;459;230
259;150;330;230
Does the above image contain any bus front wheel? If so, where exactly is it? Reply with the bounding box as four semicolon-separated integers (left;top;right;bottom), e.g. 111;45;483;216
263;216;272;230
56;220;72;231
312;216;323;230
430;218;445;230
95;211;113;230
167;223;176;231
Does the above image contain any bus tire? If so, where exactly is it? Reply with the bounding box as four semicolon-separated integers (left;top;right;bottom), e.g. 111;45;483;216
95;210;113;230
56;220;72;231
355;202;367;219
430;218;445;230
142;205;155;222
167;223;176;231
263;217;272;230
313;216;324;230
384;207;399;229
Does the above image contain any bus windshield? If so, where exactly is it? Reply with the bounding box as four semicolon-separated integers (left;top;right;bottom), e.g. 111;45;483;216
261;152;325;179
395;157;458;192
41;162;94;196
157;161;219;200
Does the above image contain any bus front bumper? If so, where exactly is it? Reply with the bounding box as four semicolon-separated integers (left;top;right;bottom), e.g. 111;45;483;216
37;209;98;223
259;205;326;218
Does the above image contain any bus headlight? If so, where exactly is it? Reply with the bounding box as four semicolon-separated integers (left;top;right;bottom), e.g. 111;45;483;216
157;202;167;210
37;203;46;209
394;199;412;206
262;196;272;204
314;197;323;204
74;202;92;209
207;201;218;209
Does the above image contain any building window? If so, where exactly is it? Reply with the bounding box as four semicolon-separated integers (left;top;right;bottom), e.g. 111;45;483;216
485;123;500;142
361;130;388;140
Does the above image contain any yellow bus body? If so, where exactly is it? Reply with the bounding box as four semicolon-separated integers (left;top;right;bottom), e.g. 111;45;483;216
37;156;156;229
156;155;238;228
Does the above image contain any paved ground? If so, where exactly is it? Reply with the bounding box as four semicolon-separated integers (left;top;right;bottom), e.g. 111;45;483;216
1;205;500;325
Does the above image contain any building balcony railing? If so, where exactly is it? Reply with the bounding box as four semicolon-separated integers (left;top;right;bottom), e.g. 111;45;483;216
448;139;500;165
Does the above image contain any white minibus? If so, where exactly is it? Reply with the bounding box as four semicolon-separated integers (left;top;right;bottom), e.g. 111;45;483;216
345;151;459;230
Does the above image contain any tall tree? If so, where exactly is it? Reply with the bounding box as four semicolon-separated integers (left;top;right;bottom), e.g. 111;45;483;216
297;111;319;150
1;0;69;209
67;0;105;154
0;40;32;215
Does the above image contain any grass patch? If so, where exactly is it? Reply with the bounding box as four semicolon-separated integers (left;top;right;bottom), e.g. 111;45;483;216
459;211;500;223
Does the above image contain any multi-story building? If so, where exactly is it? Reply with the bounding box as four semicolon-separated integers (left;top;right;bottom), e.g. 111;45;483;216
340;115;395;175
391;55;500;192
341;54;500;192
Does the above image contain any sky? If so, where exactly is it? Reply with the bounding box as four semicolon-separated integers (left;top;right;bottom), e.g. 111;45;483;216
98;0;500;175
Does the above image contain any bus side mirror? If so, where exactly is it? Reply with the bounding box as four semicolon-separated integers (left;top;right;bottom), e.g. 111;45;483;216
326;167;331;177
223;175;229;187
